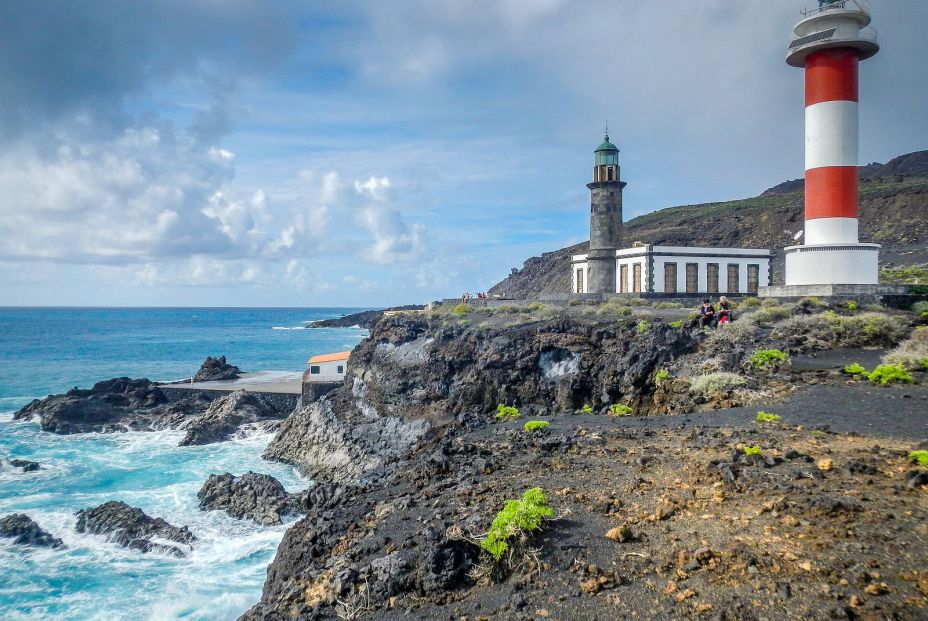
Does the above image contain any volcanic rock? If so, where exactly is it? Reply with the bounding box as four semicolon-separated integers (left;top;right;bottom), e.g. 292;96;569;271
13;377;210;434
75;501;195;557
179;390;284;446
0;513;65;548
8;458;40;472
197;472;302;525
193;356;241;382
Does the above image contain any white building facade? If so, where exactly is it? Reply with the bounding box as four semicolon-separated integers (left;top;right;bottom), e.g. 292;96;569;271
571;245;772;296
304;351;350;383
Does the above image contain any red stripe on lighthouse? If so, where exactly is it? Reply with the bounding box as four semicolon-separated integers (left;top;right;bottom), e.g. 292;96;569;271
805;50;859;106
804;166;858;220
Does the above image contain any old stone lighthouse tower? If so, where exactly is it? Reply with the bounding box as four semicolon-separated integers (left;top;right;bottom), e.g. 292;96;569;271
586;131;626;294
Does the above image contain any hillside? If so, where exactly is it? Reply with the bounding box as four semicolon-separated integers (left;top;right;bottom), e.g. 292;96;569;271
489;150;928;298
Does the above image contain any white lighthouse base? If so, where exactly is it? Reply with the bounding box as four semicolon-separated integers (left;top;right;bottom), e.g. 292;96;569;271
783;242;881;286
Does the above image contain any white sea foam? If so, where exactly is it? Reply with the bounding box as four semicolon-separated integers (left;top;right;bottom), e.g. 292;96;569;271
271;326;307;330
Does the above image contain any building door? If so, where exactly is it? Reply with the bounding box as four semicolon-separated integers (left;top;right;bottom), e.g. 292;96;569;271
664;263;677;294
632;263;642;293
576;268;584;294
747;264;759;294
727;264;740;293
686;263;698;294
620;264;628;293
707;263;719;294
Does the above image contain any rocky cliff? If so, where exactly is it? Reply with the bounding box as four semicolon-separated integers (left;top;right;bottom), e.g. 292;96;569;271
489;150;928;298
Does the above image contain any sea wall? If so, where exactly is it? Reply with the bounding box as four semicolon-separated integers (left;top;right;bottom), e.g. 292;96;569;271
159;387;299;415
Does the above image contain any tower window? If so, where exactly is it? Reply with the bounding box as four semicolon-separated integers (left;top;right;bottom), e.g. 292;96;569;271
607;167;614;181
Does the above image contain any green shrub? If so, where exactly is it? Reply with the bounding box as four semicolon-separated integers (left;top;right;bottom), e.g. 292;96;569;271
761;298;781;307
608;404;634;416
656;301;683;310
637;320;651;334
568;299;580;307
909;450;928;467
912;301;928;314
867;364;914;385
523;420;550;432
755;411;781;422
599;304;631;317
741;297;762;308
798;296;826;307
689;372;747;396
743;445;762;456
655;369;670;385
847;301;858;311
751;305;791;323
495;404;520;420
577;403;593;415
772;312;909;349
481;488;554;561
452;303;472;316
669;320;683;329
526;301;545;313
750;348;788;368
627;298;650;307
883;326;928;370
842;362;868;376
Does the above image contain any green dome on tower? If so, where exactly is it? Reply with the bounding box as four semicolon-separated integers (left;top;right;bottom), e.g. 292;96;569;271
594;128;619;167
595;134;618;152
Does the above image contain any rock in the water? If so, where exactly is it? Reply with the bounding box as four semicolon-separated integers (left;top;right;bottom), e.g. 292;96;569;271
13;377;210;434
193;356;241;382
179;390;284;446
75;501;195;557
197;472;302;525
0;513;65;548
8;458;41;472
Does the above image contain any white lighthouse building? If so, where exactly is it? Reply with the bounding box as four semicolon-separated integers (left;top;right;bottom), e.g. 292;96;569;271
782;0;880;287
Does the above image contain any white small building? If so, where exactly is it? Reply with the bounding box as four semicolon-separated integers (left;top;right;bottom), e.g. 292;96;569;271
304;351;350;383
571;244;772;296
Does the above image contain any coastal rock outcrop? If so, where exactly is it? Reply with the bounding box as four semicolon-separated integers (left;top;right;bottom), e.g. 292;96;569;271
179;391;284;446
310;305;425;330
0;513;65;548
193;356;241;382
13;377;211;434
75;501;195;557
2;458;41;472
197;472;302;525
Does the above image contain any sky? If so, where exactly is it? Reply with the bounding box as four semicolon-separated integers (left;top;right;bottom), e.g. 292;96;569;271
1;0;926;308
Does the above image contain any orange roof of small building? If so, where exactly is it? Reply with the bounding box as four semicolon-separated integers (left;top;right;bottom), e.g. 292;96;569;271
307;351;352;364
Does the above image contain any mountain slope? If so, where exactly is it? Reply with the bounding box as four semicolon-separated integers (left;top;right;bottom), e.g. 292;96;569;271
489;150;928;297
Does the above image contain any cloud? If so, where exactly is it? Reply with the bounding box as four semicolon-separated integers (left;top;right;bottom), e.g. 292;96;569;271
356;204;426;264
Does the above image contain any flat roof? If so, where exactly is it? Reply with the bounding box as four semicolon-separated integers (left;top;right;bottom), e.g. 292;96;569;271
307;351;352;364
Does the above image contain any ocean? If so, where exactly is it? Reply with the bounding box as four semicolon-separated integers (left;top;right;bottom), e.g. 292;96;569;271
0;307;370;620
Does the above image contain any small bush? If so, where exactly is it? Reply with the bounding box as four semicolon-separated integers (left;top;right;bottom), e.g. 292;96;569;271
526;301;545;313
568;299;580;307
842;362;868;376
772;312;909;349
743;445;762;456
867;364;914;385
883;326;928;371
755;411;781;422
750;348;788;368
909;450;928;467
912;301;928;314
669;320;683;329
577;403;594;415
741;297;762;308
627;298;650;307
655;369;670;385
496;404;520;420
798;296;826;307
761;298;781;307
481;488;554;561
847;301;858;311
690;372;747;396
637;320;651;334
608;404;634;416
751;305;791;323
452;303;472;316
523;420;550;432
656;301;683;310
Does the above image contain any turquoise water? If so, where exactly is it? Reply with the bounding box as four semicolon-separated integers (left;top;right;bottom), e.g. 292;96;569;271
0;308;370;620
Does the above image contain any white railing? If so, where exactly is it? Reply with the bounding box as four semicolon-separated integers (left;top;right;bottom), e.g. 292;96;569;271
801;0;870;18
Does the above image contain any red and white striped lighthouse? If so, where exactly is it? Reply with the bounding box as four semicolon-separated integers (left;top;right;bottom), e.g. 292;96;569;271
784;0;880;286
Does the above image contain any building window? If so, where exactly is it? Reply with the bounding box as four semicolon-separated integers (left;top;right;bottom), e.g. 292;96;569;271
707;263;719;294
664;263;677;294
747;264;759;294
337;365;344;374
576;269;584;294
620;264;628;293
632;263;642;293
727;264;740;293
310;366;320;374
686;263;698;294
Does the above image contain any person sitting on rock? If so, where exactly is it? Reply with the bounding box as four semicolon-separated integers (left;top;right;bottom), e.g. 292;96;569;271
699;298;716;328
717;296;734;326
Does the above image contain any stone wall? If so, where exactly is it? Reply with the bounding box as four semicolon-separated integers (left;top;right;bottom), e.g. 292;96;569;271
159;387;299;414
301;381;341;404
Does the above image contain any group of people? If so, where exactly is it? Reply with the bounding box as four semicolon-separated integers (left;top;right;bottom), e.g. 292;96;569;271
698;296;735;328
460;292;489;302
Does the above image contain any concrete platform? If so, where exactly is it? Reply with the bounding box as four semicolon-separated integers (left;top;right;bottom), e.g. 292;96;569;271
161;371;303;394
